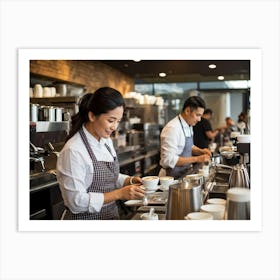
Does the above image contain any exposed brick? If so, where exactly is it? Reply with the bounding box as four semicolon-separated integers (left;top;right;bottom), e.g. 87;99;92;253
30;60;134;94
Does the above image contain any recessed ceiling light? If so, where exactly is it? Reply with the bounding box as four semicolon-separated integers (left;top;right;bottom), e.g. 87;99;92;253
133;59;141;62
159;72;166;77
208;64;216;69
217;76;224;80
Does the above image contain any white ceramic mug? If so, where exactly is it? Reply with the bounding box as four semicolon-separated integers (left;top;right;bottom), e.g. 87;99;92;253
159;176;174;191
34;84;43;98
200;204;225;220
142;176;159;191
43;87;51;97
185;212;213;220
206;198;226;206
29;88;34;98
140;213;159;220
50;87;56;97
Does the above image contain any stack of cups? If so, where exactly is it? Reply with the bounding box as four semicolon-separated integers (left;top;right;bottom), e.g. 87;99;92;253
200;204;225;220
198;165;210;179
225;187;250;220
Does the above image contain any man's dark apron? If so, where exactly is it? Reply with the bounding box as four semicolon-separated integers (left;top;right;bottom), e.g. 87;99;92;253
63;128;120;220
165;115;193;179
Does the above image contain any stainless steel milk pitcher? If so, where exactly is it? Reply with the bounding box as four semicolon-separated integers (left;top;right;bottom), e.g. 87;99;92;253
166;181;203;220
228;164;250;189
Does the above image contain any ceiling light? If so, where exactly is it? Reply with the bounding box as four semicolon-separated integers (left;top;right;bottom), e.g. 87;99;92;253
159;72;166;77
217;76;224;80
208;64;216;69
133;59;141;62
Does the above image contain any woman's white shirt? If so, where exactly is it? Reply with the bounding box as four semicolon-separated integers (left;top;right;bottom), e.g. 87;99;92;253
159;114;193;170
56;126;128;214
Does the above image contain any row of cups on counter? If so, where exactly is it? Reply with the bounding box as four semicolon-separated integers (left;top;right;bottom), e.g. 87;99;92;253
139;175;250;220
141;175;175;191
30;103;71;122
186;198;226;220
141;172;209;192
139;175;174;220
185;187;250;220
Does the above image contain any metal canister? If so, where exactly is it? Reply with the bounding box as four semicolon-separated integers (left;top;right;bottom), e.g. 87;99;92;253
30;103;39;122
55;107;63;122
38;106;55;121
62;111;71;121
225;187;250;220
38;106;46;121
48;106;56;122
166;181;203;220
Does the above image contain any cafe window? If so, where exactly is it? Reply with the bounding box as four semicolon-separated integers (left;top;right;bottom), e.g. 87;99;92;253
199;80;250;89
134;84;154;95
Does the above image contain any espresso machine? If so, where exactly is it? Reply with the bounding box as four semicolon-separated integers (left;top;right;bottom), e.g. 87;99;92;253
225;134;250;189
29;103;71;220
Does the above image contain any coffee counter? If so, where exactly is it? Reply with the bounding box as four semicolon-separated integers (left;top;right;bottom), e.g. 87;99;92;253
30;172;64;220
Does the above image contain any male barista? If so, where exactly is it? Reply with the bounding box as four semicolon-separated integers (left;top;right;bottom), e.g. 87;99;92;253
159;95;211;179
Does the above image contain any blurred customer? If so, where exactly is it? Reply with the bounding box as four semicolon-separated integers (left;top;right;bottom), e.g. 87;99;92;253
159;96;211;180
237;111;249;134
193;108;219;149
215;117;238;146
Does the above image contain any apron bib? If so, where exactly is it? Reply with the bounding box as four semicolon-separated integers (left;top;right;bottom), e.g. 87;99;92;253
166;115;193;179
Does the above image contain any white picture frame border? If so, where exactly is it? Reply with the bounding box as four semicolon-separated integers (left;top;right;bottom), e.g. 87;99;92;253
18;48;262;232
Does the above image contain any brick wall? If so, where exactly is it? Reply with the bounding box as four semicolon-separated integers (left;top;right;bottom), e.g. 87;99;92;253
30;60;134;95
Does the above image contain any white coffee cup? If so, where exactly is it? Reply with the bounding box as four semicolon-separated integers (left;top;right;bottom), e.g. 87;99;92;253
200;204;225;220
140;212;159;220
159;176;174;191
142;176;159;191
34;84;43;98
29;87;34;98
43;87;51;97
209;142;217;153
206;198;226;206
185;212;213;220
50;87;56;97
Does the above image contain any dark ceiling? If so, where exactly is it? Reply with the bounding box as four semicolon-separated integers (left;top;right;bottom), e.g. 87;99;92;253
100;60;250;84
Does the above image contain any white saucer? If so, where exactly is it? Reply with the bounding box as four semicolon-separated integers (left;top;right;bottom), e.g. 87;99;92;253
145;190;156;194
124;200;143;206
158;185;169;192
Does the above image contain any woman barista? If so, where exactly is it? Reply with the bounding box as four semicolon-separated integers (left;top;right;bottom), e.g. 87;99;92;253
159;96;211;179
56;87;145;220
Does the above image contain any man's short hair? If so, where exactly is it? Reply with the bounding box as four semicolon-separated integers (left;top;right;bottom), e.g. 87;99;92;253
182;96;206;112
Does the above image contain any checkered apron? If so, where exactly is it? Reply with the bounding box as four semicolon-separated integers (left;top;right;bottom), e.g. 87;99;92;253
63;128;120;220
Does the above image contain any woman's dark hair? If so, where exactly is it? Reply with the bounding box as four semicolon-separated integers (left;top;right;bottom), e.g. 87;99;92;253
182;96;206;112
66;87;125;142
